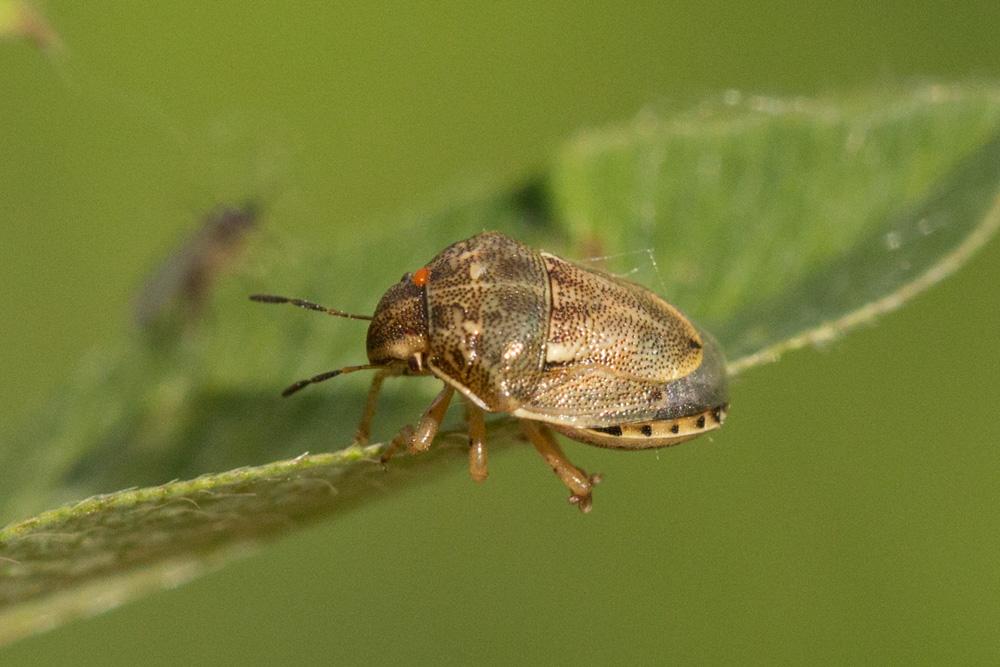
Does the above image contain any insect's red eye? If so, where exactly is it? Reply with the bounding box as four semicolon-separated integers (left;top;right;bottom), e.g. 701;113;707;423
411;267;430;287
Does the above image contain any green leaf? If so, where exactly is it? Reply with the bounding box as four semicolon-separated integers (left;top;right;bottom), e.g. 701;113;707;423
550;84;1000;370
2;81;999;645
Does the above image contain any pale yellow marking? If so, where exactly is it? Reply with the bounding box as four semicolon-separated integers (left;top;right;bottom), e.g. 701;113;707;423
512;404;728;437
502;340;524;361
544;341;582;364
386;338;423;361
447;306;478;364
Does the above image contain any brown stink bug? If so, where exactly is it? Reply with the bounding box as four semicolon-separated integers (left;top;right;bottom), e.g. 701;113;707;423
252;231;728;512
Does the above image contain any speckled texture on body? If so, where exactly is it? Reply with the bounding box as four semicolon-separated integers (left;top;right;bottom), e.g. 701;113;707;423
383;231;728;432
424;232;550;412
515;253;723;428
366;279;427;365
541;254;702;379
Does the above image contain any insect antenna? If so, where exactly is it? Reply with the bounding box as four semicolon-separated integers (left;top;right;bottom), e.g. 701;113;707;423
281;364;382;397
249;294;373;321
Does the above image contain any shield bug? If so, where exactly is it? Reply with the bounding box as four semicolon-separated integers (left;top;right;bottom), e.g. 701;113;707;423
252;231;728;512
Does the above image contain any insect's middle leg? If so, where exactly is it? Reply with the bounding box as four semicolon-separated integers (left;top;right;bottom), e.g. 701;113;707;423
464;399;488;482
521;420;602;513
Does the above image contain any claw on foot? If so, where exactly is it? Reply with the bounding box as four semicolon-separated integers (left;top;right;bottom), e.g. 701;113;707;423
568;493;592;513
567;472;602;513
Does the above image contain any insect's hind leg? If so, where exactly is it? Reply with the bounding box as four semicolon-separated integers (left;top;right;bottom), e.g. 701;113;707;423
520;420;602;513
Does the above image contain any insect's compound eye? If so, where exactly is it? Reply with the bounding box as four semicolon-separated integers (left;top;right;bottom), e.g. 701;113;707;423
400;272;412;283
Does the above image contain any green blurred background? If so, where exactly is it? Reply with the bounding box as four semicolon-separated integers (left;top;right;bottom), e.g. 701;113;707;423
2;2;999;664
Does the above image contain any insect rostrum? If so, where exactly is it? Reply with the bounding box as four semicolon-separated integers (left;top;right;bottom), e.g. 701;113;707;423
252;231;728;512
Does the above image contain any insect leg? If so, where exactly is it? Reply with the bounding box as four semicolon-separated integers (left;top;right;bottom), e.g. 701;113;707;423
464;399;488;482
409;385;455;453
353;369;388;445
520;420;602;513
379;424;414;466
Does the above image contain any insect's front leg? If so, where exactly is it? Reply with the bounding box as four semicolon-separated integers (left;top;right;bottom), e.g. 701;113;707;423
520;420;602;513
379;424;414;466
354;369;388;445
379;385;455;465
410;385;455;453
